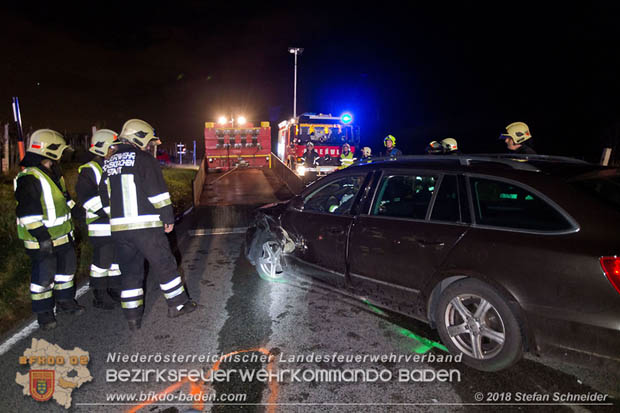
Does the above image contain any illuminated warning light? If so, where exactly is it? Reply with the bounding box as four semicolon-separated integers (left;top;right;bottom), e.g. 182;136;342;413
600;256;620;295
31;144;41;149
341;113;353;124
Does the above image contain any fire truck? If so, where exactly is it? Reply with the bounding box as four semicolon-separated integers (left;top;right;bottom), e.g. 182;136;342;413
277;112;360;177
204;120;271;171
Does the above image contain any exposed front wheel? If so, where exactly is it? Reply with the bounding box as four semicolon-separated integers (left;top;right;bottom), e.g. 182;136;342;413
257;240;283;280
435;279;524;372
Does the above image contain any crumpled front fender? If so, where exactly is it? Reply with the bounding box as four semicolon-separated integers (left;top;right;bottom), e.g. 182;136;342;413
245;213;295;265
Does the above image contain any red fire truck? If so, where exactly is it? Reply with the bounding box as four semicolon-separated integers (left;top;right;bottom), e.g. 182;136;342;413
277;113;360;176
204;120;271;171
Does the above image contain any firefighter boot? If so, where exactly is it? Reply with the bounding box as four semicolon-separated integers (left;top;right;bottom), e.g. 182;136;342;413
167;300;197;318
37;311;57;330
107;288;122;303
56;300;86;316
93;289;116;310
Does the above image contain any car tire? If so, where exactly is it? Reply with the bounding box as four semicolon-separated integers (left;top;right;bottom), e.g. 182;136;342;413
435;278;524;372
256;238;284;280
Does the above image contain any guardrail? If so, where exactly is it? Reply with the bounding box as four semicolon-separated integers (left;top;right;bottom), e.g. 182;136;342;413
192;157;207;206
269;152;304;194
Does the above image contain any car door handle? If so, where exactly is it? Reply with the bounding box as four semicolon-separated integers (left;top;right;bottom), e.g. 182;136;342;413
327;226;344;235
415;239;445;248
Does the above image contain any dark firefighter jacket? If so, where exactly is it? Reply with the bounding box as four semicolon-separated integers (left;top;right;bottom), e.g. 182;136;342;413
100;143;174;232
77;156;110;236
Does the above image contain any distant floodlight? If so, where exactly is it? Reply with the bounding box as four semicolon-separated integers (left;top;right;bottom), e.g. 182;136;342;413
237;116;247;125
341;112;353;124
218;116;228;125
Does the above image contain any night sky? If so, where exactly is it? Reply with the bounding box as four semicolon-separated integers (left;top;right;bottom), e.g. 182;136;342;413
1;2;619;161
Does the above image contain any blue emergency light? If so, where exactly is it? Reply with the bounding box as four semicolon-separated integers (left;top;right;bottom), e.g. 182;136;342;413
341;113;353;124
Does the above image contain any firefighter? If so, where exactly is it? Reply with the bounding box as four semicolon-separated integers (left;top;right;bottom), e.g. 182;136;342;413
360;147;372;160
440;138;461;155
300;141;320;167
384;135;403;157
338;143;355;169
500;122;536;154
426;140;443;154
76;129;121;310
14;129;84;330
100;119;196;331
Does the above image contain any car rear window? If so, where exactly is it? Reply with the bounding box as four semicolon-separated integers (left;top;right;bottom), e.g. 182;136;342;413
571;173;620;210
470;177;573;231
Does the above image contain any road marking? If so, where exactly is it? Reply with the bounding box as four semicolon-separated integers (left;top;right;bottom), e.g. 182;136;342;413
190;227;248;236
0;284;90;357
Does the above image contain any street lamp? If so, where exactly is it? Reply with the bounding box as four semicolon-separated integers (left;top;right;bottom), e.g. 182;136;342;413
288;47;303;119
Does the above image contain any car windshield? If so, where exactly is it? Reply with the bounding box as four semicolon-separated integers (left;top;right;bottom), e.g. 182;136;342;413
297;125;359;146
571;171;620;210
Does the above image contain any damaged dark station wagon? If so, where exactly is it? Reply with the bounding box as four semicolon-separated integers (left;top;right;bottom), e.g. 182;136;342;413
246;154;620;371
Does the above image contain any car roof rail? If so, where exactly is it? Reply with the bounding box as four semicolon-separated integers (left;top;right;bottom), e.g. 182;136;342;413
467;153;590;165
351;155;541;171
352;154;589;172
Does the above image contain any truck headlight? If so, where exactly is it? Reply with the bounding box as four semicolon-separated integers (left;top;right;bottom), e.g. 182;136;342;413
296;165;306;176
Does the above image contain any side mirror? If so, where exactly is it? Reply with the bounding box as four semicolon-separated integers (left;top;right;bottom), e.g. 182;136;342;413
289;195;304;211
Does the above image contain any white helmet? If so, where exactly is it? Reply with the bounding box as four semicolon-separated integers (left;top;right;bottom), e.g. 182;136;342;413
426;140;443;154
501;122;532;145
119;119;160;149
27;129;72;160
89;129;118;157
440;138;458;152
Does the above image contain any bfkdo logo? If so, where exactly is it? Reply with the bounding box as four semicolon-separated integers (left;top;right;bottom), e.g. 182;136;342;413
16;338;93;409
30;370;55;402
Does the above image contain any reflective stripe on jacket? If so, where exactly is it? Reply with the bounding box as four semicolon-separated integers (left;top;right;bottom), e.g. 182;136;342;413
78;161;110;236
339;152;355;169
14;167;74;248
101;144;174;232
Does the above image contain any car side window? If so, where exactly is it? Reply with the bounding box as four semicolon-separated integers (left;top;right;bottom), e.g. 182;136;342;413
470;178;572;231
372;174;438;219
303;175;365;215
431;175;460;222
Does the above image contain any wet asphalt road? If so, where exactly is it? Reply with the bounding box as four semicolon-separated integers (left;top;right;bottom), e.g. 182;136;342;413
0;169;619;412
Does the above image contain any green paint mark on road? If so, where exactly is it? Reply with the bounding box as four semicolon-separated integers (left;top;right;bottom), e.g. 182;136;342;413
362;299;387;316
361;298;448;354
395;326;449;353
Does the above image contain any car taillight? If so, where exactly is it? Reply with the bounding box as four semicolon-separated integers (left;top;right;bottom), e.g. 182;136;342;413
600;256;620;295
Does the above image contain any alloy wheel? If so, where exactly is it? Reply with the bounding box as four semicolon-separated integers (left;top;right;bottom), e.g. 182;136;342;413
443;293;506;359
258;240;283;279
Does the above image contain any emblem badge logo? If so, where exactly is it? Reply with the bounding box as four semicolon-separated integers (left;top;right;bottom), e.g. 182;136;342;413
29;370;55;402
